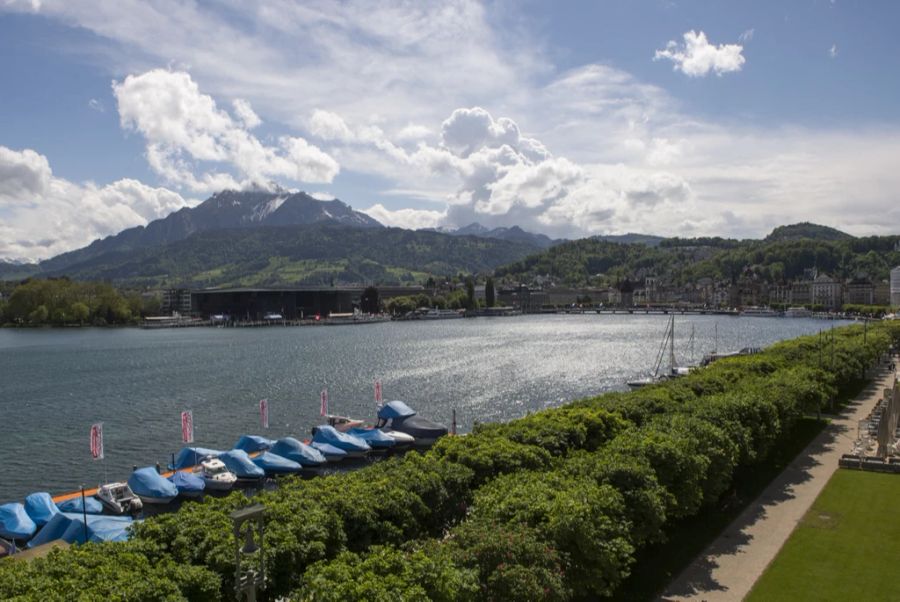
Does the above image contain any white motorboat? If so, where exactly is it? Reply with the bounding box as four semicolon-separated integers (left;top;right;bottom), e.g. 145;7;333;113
197;458;237;491
96;482;143;515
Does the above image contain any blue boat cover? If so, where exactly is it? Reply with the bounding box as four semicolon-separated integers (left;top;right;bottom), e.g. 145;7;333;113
219;449;266;479
348;427;396;449
377;400;416;420
310;441;348;459
0;503;37;540
57;495;104;515
24;492;60;527
171;447;223;470
233;435;275;453
27;513;134;548
252;451;303;474
312;425;371;453
270;437;326;466
128;467;179;500
168;471;206;495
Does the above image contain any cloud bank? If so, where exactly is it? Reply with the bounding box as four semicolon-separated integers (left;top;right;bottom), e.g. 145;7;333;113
0;146;193;261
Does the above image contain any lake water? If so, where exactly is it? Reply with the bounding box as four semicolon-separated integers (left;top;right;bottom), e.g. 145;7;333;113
0;314;844;502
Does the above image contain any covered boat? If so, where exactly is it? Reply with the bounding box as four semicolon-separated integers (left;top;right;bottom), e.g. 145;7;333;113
127;467;179;504
233;435;275;453
270;437;327;467
310;441;348;462
27;513;133;547
219;450;266;480
168;471;206;498
347;427;396;450
171;447;223;470
311;425;371;457
252;451;303;475
24;492;60;527
57;495;104;515
376;401;448;447
0;503;37;541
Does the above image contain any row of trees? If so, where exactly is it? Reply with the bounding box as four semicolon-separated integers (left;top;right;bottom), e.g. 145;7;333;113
2;322;897;600
382;277;497;315
0;278;158;326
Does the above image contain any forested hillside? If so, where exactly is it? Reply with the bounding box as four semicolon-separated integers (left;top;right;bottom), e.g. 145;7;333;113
496;226;900;287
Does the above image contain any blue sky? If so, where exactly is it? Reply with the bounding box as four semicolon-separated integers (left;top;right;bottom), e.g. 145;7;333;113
1;0;899;260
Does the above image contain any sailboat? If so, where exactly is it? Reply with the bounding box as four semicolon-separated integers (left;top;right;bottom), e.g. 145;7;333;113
627;315;694;389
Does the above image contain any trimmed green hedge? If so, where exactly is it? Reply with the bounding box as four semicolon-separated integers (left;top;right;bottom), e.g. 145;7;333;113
1;321;897;601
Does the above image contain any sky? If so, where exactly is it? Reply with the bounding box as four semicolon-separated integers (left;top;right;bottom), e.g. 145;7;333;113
1;0;899;261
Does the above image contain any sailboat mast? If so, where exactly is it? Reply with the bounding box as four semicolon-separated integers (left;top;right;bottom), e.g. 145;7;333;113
669;315;675;375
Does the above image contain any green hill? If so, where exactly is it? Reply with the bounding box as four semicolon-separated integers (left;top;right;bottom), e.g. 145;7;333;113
496;229;900;287
765;222;853;242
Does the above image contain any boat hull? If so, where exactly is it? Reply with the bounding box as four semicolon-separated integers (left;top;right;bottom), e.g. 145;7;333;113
202;478;236;491
137;495;177;505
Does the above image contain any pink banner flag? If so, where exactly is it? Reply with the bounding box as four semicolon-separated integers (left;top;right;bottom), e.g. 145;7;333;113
374;379;383;405
320;389;328;416
259;399;269;429
181;410;194;443
90;422;104;460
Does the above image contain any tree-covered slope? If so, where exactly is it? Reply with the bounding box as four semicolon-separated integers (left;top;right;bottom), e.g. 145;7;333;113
496;225;900;287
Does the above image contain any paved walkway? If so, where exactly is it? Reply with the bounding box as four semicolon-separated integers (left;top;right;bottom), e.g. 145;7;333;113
660;359;898;602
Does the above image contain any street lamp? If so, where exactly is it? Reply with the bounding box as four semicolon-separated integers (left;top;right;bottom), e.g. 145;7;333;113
231;504;265;602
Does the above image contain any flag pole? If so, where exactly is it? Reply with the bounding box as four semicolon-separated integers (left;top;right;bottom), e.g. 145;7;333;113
80;486;89;544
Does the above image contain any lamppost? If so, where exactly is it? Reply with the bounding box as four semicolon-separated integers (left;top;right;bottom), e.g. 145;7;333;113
231;504;265;602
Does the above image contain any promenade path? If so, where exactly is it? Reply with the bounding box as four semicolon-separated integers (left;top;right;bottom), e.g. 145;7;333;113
660;358;898;602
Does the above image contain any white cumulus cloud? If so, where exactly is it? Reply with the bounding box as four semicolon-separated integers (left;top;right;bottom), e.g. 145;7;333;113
654;30;745;77
113;69;339;193
362;203;446;230
0;146;193;261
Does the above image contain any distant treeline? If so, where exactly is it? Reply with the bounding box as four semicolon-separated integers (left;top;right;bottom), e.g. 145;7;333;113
0;278;158;326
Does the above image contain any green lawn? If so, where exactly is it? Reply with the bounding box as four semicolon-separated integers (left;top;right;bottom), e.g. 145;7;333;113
748;469;900;601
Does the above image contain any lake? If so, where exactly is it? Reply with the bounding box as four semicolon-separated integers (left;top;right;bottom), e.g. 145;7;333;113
0;314;845;502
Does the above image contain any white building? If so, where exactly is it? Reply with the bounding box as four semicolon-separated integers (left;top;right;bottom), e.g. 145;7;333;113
891;266;900;307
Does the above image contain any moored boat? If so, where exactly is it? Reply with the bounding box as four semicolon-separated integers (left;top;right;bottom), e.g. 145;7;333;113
96;482;143;515
346;427;397;451
23;492;60;527
270;437;327;468
375;401;448;447
311;425;371;458
197;458;238;491
233;435;275;454
219;450;266;481
57;495;104;515
170;446;223;470
309;441;348;462
127;467;179;505
0;503;37;542
252;451;304;475
168;472;206;499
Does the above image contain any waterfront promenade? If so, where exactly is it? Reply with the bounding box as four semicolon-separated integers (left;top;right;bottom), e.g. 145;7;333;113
660;357;898;601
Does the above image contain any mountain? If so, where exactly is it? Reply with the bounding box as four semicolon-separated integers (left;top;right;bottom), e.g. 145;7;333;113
41;190;382;273
42;224;539;288
765;222;853;242
0;260;39;281
434;222;560;249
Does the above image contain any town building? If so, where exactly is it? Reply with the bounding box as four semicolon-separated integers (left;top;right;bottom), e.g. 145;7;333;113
891;266;900;306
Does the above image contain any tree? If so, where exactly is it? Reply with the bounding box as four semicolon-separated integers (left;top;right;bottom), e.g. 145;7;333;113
465;277;475;310
485;277;496;307
360;286;380;314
